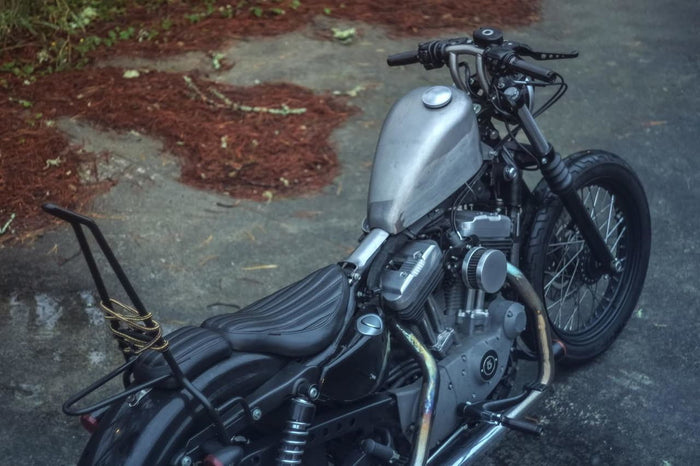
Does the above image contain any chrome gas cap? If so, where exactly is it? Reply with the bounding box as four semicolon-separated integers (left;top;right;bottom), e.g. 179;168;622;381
422;86;453;109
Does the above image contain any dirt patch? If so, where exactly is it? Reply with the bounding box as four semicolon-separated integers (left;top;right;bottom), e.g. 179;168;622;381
1;69;352;238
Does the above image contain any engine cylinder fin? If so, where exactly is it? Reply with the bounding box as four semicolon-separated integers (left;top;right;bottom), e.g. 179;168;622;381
445;281;465;316
480;238;513;257
380;240;444;322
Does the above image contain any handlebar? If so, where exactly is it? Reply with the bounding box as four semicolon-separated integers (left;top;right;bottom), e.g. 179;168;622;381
483;46;556;83
507;56;555;82
386;28;565;85
387;50;419;67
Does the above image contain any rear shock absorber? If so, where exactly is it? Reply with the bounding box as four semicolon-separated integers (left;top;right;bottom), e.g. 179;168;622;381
277;397;316;465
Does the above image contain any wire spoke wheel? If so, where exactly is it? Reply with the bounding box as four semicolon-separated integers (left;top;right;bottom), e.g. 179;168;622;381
524;151;651;363
543;185;624;334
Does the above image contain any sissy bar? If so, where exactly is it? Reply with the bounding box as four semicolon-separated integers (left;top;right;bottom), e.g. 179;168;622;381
43;203;160;356
42;204;229;442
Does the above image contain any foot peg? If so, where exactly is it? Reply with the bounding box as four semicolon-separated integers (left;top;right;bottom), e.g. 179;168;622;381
361;439;407;464
461;404;543;436
501;415;543;435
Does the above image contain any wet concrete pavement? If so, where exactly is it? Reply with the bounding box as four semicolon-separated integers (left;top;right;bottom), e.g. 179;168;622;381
1;0;699;464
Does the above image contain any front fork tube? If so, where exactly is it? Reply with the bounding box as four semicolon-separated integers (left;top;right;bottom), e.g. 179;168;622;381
516;105;618;274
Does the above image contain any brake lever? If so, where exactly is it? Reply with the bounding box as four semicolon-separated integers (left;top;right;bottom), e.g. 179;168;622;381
505;41;579;61
528;49;579;61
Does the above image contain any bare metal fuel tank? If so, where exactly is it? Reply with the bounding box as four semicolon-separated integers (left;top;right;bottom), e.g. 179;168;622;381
367;86;483;234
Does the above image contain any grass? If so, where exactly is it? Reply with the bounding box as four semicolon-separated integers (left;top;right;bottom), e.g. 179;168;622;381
0;0;304;79
0;0;133;76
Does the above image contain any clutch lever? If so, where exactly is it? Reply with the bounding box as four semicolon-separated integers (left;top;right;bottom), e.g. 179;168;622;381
506;41;579;61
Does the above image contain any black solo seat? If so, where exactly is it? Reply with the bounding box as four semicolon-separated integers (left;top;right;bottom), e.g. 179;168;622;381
133;264;350;387
132;325;282;389
203;264;350;357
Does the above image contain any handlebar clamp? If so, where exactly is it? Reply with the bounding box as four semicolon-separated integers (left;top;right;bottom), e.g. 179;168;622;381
417;40;449;70
418;37;473;70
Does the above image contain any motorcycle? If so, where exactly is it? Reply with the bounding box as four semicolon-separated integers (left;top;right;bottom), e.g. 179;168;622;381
45;26;651;465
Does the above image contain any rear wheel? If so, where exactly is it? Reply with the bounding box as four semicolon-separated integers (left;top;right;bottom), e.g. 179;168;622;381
523;151;651;363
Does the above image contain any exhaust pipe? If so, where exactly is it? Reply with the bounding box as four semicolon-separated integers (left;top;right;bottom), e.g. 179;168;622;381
432;263;555;465
390;320;439;466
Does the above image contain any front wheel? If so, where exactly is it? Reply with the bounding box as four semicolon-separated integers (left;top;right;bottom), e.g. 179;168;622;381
523;150;651;363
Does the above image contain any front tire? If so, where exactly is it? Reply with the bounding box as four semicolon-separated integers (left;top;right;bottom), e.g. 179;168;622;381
523;150;651;363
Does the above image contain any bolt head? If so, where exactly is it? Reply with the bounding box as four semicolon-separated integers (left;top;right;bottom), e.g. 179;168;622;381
251;407;262;421
504;87;520;100
503;165;518;181
308;386;320;400
180;456;193;466
611;259;623;273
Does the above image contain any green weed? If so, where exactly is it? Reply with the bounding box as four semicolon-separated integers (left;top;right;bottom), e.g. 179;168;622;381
0;0;308;79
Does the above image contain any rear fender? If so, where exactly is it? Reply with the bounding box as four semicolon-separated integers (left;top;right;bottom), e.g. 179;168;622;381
79;353;285;466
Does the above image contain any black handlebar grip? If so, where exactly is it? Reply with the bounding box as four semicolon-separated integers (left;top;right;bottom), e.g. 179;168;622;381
509;57;556;82
387;51;419;67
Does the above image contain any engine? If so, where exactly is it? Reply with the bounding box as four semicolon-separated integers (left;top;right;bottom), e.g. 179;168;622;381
455;210;513;256
379;210;526;446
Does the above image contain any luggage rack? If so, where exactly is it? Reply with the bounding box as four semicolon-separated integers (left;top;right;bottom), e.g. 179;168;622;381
42;204;240;442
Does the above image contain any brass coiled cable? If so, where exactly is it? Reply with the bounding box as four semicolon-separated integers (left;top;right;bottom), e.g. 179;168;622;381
99;299;169;354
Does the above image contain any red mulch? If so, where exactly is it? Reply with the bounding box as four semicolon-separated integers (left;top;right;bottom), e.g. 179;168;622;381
25;68;353;196
0;0;541;242
93;0;539;57
0;98;110;241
